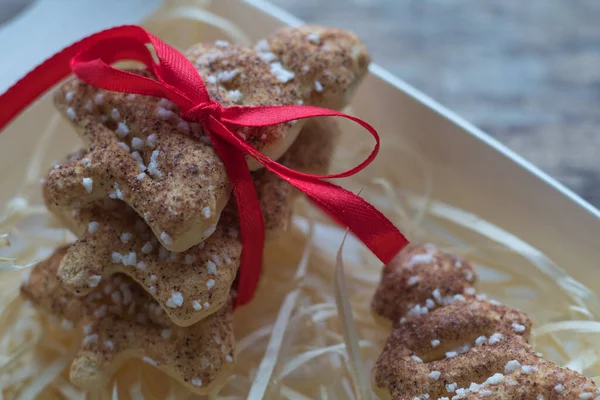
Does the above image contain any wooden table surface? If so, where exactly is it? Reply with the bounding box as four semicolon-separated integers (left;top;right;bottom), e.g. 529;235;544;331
270;0;600;208
1;0;599;208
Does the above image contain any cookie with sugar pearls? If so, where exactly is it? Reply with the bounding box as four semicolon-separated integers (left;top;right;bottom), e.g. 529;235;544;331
43;120;340;326
372;246;598;399
21;246;235;395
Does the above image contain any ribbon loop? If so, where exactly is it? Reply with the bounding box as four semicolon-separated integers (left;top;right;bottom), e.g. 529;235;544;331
0;25;410;308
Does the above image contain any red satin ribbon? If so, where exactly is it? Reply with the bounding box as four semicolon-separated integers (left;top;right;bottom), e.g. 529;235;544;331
0;25;409;306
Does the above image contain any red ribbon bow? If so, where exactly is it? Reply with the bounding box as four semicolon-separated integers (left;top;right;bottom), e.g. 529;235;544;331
0;25;408;306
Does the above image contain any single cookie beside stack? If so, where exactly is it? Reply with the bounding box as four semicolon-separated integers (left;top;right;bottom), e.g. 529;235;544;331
21;25;370;394
372;244;599;399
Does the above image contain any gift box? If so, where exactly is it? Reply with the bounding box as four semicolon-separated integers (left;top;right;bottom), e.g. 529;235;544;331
1;0;599;398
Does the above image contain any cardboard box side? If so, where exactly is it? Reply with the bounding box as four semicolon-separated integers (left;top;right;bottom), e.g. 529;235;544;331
351;71;600;289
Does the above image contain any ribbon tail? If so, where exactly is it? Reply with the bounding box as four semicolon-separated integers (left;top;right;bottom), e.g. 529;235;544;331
273;172;407;265
205;118;266;307
0;25;150;130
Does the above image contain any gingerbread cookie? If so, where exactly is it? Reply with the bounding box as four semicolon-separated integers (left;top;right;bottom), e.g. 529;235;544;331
21;246;235;394
44;118;341;326
54;205;240;327
372;244;598;399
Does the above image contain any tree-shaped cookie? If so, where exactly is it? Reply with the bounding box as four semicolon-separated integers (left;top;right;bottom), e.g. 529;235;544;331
46;120;340;326
21;246;235;395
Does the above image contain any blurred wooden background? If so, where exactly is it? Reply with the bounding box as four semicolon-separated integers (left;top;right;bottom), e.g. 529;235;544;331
1;0;599;208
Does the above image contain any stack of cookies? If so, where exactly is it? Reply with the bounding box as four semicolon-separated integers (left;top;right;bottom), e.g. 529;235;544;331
20;25;370;394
